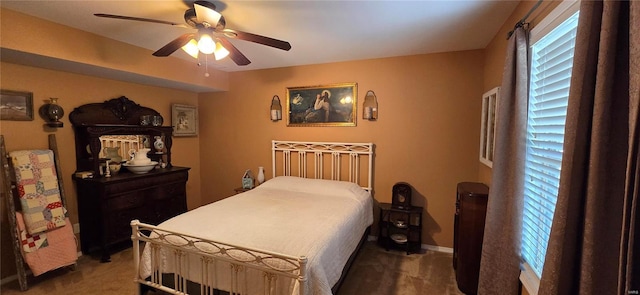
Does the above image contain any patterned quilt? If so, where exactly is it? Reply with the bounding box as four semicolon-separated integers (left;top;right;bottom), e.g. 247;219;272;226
16;212;78;276
9;150;67;235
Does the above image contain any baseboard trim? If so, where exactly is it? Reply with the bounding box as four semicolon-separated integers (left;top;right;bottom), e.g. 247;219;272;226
421;244;454;253
0;270;31;286
370;235;453;253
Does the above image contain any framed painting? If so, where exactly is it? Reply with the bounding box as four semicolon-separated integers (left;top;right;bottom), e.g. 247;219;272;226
172;104;198;137
1;90;34;121
286;82;357;127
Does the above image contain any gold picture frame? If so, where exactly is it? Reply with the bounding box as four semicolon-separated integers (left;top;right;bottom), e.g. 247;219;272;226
171;104;198;137
286;82;357;127
1;90;34;121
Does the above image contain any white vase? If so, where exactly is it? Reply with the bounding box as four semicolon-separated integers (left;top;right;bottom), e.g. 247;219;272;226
257;166;265;184
153;136;164;153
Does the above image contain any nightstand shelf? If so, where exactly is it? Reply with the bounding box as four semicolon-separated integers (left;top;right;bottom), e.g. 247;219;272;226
378;203;423;254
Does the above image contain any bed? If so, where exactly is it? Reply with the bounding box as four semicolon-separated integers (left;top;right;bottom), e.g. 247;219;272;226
132;140;374;295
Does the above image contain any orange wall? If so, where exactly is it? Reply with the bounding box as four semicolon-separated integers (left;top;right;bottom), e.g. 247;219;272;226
0;62;201;279
198;51;485;248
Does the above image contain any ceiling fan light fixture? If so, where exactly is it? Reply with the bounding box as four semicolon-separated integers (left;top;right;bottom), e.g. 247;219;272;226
95;1;290;66
214;41;230;60
181;39;199;59
197;33;216;54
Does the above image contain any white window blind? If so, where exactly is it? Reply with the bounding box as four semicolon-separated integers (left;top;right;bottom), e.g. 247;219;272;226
522;10;579;277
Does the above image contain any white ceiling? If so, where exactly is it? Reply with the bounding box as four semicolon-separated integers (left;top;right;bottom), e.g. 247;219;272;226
1;0;519;73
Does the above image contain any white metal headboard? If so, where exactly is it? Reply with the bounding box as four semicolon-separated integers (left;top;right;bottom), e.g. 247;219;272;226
271;140;374;192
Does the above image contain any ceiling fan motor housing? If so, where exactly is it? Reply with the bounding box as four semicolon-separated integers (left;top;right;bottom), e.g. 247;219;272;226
185;1;225;30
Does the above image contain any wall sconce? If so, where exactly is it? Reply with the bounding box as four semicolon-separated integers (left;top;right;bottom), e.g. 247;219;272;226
270;95;282;121
39;97;64;127
362;90;378;120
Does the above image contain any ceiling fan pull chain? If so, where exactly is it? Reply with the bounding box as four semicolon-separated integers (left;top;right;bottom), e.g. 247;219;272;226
204;54;210;77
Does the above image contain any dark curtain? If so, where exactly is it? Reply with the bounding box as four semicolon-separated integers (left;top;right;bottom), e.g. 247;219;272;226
539;1;639;294
477;27;528;295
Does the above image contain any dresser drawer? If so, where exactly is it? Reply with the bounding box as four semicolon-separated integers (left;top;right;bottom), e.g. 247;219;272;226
107;208;147;242
151;194;187;224
150;182;186;200
103;170;188;195
107;192;145;210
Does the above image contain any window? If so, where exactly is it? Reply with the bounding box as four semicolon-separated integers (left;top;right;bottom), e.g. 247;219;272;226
521;0;580;282
480;87;500;168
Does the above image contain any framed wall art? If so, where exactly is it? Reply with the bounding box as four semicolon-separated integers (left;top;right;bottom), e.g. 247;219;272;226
1;90;34;121
286;82;357;127
172;104;198;137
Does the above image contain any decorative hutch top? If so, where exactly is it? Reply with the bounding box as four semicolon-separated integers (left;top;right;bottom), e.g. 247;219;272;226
70;96;173;176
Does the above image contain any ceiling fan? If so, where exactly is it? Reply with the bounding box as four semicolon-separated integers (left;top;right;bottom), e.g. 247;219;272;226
94;1;291;66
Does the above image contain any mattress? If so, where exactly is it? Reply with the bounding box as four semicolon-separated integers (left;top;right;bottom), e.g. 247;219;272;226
139;176;373;295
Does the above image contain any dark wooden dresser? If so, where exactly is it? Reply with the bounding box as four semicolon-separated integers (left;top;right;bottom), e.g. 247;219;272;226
453;182;489;295
69;97;190;262
74;167;188;262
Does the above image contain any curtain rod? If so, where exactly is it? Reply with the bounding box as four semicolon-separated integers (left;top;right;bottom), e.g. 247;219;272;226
507;0;543;39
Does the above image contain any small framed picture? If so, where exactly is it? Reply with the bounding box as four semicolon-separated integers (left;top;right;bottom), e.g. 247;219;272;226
172;104;198;137
1;90;34;121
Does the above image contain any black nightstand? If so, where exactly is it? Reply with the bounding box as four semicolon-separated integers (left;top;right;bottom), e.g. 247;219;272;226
378;203;423;254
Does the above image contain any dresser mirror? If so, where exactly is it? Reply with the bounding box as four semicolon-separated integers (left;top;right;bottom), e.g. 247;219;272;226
91;135;144;162
69;96;173;176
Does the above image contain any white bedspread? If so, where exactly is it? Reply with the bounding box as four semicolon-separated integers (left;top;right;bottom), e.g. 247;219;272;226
139;176;373;295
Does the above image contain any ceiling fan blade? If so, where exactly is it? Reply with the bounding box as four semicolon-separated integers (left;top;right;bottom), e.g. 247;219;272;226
221;29;291;51
218;38;251;66
194;1;222;28
153;33;195;57
94;13;188;28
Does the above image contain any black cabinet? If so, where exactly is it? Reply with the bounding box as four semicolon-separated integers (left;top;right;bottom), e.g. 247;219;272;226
378;203;423;254
453;182;489;295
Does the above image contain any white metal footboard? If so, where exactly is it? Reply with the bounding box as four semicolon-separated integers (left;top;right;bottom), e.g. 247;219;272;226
132;220;308;295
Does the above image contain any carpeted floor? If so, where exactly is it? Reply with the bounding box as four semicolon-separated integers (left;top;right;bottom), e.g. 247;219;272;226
338;242;463;295
1;241;463;295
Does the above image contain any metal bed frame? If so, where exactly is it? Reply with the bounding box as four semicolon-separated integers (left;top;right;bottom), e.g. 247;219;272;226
132;140;374;295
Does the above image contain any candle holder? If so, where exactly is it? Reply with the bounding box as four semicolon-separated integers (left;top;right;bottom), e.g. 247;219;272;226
270;95;282;121
362;90;378;121
39;98;65;127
